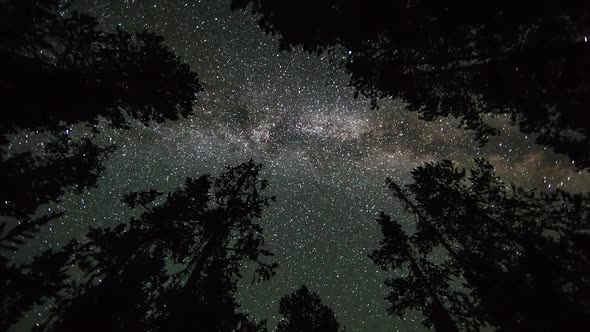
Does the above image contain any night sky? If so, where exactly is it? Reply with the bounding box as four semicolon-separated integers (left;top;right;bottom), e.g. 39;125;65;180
11;1;590;331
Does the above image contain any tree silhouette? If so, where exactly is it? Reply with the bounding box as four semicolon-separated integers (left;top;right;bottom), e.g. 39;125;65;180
0;134;115;220
232;0;590;169
36;160;275;332
0;225;71;331
276;285;341;332
0;0;201;222
371;159;590;331
1;0;201;136
0;2;204;329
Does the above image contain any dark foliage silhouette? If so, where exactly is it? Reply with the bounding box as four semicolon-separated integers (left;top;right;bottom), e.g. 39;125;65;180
232;0;590;169
371;159;590;331
0;134;115;220
36;160;275;332
0;0;201;136
0;1;201;329
0;0;201;221
276;285;341;332
0;231;71;331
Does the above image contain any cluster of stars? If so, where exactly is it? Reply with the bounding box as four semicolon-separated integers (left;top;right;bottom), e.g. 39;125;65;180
9;0;589;331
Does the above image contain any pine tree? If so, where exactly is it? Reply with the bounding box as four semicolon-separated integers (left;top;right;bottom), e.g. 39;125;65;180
0;0;202;222
0;1;201;328
37;160;275;332
371;159;590;330
277;285;341;332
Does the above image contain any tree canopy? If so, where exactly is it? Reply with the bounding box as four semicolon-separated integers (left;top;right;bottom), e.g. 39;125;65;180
2;1;589;331
277;285;341;332
1;0;201;137
0;1;202;329
232;0;590;169
0;0;201;227
11;160;275;332
371;159;590;331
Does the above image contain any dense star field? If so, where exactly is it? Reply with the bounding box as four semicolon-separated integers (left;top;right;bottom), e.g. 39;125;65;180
8;1;589;331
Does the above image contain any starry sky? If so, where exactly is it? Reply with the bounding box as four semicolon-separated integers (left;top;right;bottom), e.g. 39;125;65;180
11;0;590;331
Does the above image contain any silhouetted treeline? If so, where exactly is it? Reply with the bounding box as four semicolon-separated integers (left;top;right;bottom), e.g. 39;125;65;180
1;0;201;135
2;156;341;331
0;2;344;331
277;285;341;332
232;0;590;169
228;3;590;326
35;160;275;332
2;0;589;331
0;0;201;223
0;0;200;329
371;159;590;331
